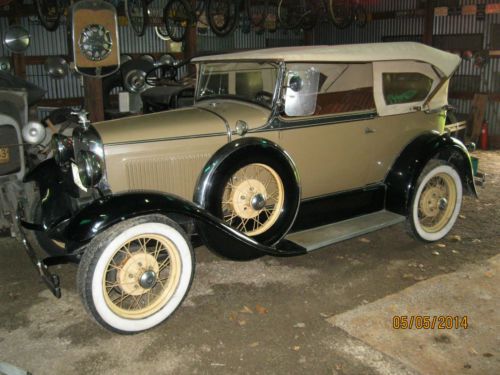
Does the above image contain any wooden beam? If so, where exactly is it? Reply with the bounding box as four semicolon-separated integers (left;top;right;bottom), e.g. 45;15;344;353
38;98;84;107
423;0;433;45
185;0;197;74
83;77;105;122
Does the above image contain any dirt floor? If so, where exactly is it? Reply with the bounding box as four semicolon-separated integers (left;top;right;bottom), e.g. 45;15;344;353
0;151;499;375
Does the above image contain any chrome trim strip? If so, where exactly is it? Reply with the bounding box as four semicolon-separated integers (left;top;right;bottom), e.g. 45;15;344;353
103;132;228;147
197;106;232;143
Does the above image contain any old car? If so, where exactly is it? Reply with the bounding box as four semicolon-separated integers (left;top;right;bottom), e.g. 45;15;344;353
19;42;476;334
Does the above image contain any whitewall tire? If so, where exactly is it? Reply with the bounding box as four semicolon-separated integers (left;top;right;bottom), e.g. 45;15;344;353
77;215;194;334
408;160;463;242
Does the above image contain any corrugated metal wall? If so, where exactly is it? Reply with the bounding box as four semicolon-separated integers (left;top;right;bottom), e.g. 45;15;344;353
312;1;500;136
0;1;498;136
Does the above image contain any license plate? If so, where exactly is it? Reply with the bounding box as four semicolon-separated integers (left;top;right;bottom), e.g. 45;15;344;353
0;147;9;164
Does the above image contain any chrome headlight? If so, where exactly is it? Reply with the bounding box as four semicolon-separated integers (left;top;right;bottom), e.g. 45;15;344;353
51;134;73;165
76;150;103;188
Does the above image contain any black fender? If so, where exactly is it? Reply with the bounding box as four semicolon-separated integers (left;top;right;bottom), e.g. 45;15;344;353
58;191;306;260
193;137;301;245
23;158;79;230
385;132;477;216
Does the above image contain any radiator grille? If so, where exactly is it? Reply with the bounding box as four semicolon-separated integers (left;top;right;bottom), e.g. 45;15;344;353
125;153;211;200
0;124;21;176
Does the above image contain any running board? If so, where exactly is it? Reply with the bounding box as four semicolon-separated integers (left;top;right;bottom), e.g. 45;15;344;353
285;210;405;252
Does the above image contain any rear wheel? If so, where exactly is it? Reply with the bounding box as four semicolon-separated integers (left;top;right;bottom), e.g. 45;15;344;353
407;160;463;242
77;215;194;334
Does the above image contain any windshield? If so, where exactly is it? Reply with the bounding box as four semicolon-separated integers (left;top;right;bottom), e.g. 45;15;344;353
196;62;279;108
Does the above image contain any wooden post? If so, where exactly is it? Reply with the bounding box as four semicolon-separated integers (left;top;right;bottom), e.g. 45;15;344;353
185;0;197;75
83;76;105;122
423;0;434;45
304;30;314;46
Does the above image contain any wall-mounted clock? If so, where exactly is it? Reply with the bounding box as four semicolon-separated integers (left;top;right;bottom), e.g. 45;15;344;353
72;0;120;77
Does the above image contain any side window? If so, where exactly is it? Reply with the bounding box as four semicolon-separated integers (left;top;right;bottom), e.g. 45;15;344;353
235;71;263;98
382;72;433;105
283;63;375;118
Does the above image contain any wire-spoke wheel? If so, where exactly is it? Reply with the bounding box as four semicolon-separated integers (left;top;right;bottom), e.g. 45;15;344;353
164;0;192;42
102;234;181;319
78;215;194;333
408;161;463;242
221;163;285;236
126;0;148;37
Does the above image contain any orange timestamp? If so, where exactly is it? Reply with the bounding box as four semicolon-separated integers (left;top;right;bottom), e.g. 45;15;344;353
392;315;468;329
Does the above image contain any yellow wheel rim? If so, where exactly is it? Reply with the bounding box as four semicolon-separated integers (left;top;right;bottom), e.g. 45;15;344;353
102;234;181;319
222;163;285;236
418;173;457;233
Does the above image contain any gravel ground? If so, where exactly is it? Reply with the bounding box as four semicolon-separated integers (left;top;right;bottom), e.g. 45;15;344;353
0;150;498;375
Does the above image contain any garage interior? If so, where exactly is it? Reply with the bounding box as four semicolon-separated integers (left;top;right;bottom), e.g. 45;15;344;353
1;0;499;374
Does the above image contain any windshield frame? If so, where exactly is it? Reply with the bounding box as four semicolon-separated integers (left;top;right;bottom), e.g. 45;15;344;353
194;60;283;110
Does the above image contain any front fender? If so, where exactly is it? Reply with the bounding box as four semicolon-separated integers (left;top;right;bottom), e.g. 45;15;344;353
61;191;306;260
23;158;79;229
385;132;477;216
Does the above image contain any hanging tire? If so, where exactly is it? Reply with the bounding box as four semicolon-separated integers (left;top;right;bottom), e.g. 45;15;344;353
407;160;463;242
35;0;62;32
126;0;148;37
77;215;195;334
203;151;300;246
206;0;239;36
163;0;192;42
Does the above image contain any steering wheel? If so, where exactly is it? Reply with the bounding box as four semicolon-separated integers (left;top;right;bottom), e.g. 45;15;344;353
145;63;178;87
255;91;273;106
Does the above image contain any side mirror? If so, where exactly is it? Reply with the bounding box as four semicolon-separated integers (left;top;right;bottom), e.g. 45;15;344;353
289;75;303;92
284;67;320;117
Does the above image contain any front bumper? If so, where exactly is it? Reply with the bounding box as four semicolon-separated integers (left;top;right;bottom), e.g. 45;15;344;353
17;205;61;298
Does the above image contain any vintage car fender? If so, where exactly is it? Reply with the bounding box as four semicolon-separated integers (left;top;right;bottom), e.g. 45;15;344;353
23;158;79;230
58;192;306;260
194;137;301;245
385;132;477;216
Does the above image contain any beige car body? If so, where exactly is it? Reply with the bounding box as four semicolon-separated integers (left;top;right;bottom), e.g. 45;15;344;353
93;42;459;202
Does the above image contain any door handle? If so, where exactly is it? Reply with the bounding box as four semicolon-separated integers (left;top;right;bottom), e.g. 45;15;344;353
365;127;376;134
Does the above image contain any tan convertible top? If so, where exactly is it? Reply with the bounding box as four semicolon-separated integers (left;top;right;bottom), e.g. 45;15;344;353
192;42;461;77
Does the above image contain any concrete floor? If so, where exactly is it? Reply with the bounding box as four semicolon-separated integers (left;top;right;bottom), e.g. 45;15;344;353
1;151;499;375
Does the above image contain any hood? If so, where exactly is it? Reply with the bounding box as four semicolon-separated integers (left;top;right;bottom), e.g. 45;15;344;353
93;106;226;145
93;101;271;145
195;100;271;130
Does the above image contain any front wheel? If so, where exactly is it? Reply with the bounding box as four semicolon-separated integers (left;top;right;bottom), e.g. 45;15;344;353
407;160;463;242
77;215;194;334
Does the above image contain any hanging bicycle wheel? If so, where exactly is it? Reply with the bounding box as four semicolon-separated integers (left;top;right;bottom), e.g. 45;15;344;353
126;0;148;37
277;0;303;30
353;4;367;28
35;0;62;32
164;0;192;42
248;0;268;28
327;0;353;29
206;0;239;37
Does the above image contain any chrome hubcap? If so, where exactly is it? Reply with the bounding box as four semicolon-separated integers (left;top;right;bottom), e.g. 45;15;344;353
139;270;157;289
251;193;266;210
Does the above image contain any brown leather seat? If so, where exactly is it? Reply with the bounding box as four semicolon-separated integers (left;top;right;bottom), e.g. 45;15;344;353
314;87;375;116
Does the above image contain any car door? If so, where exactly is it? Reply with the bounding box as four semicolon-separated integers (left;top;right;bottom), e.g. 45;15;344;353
276;62;379;199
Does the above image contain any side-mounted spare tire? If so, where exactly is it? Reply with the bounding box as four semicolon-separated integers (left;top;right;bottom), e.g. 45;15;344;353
195;138;301;248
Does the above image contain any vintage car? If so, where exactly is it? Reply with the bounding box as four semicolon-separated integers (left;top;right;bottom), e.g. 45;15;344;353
19;42;477;334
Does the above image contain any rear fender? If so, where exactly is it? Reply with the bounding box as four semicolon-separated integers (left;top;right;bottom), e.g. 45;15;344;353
59;192;306;260
385;132;477;216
